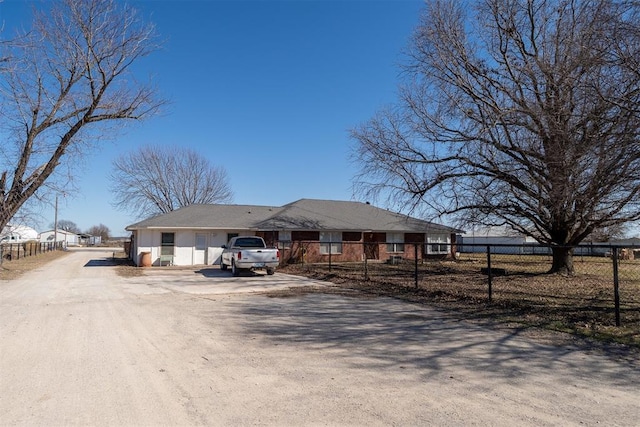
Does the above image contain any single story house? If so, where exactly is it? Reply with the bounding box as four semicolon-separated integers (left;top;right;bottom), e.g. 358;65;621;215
126;199;463;267
1;224;39;243
39;229;79;246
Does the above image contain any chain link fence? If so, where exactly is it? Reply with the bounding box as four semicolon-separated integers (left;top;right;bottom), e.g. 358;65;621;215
278;241;640;331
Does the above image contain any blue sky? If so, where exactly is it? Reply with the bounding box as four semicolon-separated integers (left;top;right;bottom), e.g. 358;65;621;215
1;0;424;236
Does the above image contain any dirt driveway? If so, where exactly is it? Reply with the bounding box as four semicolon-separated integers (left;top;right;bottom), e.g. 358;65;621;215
1;249;638;426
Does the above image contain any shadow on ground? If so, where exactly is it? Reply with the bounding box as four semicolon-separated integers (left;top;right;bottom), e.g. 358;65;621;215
84;257;133;267
195;268;268;278
231;292;640;386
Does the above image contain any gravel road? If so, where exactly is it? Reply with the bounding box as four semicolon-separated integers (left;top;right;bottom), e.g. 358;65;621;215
1;248;638;426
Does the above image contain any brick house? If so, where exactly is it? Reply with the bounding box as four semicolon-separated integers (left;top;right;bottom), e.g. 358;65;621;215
126;199;462;267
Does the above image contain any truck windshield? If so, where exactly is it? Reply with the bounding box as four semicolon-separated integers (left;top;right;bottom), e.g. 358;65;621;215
235;238;265;248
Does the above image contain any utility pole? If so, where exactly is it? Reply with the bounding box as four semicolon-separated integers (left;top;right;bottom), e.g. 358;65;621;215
54;195;58;247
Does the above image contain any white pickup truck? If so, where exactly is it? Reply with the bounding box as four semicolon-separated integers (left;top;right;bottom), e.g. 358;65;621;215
220;236;280;276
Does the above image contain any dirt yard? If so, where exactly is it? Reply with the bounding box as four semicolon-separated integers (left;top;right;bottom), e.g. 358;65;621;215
1;249;639;425
0;249;69;280
279;258;640;349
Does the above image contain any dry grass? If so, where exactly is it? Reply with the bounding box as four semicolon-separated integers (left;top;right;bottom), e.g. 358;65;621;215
0;250;70;280
112;252;144;277
115;265;145;277
279;256;640;350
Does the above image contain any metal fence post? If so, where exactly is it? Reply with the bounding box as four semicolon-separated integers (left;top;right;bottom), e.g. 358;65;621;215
414;243;419;288
612;247;621;327
364;254;369;281
486;245;493;302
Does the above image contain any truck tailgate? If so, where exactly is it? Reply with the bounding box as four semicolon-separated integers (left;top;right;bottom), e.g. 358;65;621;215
242;249;278;262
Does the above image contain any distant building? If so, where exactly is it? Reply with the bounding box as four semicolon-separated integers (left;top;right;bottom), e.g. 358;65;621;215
610;237;640;246
457;226;539;254
0;224;39;243
457;227;640;256
39;229;79;246
78;233;102;246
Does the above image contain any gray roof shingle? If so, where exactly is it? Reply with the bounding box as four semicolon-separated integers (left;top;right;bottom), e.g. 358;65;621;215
256;199;458;233
126;199;460;233
125;204;281;230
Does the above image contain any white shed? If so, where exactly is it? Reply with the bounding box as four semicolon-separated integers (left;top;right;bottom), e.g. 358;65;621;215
39;229;80;246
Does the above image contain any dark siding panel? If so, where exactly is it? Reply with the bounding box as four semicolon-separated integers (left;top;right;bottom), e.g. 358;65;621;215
405;233;425;243
342;232;362;242
292;231;320;241
364;232;386;243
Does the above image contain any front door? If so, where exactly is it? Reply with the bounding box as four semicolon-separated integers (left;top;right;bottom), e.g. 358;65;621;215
363;232;383;260
194;233;207;264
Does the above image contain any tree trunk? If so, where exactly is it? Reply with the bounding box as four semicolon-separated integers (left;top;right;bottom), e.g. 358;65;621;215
549;246;575;275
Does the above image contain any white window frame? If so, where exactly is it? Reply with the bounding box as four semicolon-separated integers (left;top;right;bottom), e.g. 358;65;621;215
426;234;449;254
319;231;342;255
161;232;175;256
386;232;405;253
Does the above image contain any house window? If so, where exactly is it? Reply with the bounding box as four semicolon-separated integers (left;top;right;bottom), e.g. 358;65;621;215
319;231;342;255
386;233;405;253
226;233;239;245
161;232;175;256
426;234;449;254
278;231;291;250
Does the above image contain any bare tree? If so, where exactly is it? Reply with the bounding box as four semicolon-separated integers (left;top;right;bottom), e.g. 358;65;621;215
587;224;629;242
0;0;163;234
86;223;110;242
49;219;80;233
351;0;640;274
110;145;234;218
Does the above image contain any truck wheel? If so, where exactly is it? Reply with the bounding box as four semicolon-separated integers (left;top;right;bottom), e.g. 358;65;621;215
232;261;239;277
220;259;227;271
266;268;275;275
